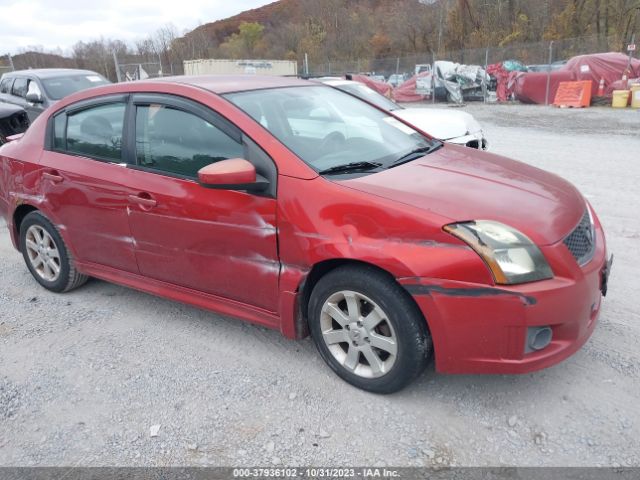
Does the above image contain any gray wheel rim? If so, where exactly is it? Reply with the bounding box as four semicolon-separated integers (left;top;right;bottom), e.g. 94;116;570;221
25;225;61;282
320;290;398;379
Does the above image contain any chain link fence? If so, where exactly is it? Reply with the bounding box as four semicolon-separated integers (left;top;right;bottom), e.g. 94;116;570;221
113;52;183;82
303;33;635;79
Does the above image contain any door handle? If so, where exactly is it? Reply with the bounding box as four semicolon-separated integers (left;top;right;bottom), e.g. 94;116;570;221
128;193;157;208
43;171;63;184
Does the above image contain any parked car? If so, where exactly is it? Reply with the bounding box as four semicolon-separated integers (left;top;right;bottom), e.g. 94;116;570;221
0;76;611;393
388;74;406;88
319;78;488;149
0;69;110;122
415;64;432;76
0;103;29;145
367;74;386;83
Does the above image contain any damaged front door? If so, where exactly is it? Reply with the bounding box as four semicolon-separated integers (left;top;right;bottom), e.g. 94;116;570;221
125;95;280;312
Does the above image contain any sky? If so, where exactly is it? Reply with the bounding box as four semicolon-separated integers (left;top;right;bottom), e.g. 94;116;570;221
0;0;271;55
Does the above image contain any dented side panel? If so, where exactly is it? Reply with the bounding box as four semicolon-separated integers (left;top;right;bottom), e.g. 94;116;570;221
277;175;494;281
0;153;20;223
0;113;50;248
275;174;496;337
38;150;140;273
124;167;280;313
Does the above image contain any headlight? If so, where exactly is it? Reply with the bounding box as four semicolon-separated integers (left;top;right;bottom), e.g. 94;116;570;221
444;221;553;285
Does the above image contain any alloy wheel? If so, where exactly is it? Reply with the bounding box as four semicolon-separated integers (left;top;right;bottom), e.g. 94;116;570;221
24;225;61;282
320;290;398;379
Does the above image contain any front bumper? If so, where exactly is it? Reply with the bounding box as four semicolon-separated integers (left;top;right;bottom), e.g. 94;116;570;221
447;131;488;150
399;224;609;374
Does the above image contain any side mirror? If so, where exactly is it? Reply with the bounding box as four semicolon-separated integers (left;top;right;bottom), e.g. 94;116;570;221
198;158;269;193
26;92;43;104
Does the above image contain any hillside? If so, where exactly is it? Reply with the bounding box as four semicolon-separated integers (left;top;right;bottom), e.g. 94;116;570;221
186;0;301;46
4;51;76;71
176;0;638;66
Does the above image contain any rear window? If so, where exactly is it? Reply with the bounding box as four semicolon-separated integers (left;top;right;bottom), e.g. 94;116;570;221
42;74;110;100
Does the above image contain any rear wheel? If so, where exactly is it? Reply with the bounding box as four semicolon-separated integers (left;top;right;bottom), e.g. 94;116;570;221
308;265;432;394
20;211;88;293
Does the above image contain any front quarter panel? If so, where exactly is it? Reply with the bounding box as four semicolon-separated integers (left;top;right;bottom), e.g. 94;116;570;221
278;175;493;283
276;174;495;338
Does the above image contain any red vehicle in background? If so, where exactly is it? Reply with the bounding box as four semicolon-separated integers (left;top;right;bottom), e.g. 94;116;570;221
0;76;611;393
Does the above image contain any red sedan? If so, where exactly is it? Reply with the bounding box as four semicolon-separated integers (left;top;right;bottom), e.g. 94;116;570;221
0;76;612;393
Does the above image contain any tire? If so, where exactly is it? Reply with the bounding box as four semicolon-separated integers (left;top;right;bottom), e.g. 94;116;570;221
19;211;88;293
308;265;432;394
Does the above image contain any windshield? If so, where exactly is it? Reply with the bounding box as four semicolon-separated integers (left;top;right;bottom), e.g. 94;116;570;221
225;86;436;174
42;74;110;100
337;83;400;112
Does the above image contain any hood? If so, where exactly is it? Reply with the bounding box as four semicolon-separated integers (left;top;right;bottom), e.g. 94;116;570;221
342;145;585;246
0;103;25;118
394;108;481;140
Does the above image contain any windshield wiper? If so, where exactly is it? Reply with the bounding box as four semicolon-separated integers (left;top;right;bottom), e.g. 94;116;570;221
319;161;383;175
390;142;443;168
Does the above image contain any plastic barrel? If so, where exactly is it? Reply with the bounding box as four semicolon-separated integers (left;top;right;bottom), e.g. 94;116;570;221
612;90;630;108
631;85;640;109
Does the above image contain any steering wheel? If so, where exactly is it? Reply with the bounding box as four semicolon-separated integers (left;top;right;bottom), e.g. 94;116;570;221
320;131;346;153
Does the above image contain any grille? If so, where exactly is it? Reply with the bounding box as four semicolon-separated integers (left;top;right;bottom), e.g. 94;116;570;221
563;209;595;266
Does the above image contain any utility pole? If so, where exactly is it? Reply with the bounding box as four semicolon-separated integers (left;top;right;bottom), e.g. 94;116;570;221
437;0;445;54
545;41;554;106
432;51;436;105
626;34;636;77
484;47;489;103
113;51;122;83
8;53;15;71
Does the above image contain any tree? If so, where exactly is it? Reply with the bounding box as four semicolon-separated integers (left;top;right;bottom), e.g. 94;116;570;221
220;22;265;58
6;0;640;78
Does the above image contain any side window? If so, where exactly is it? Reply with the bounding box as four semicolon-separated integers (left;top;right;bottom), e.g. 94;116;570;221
0;77;14;94
53;113;66;150
11;78;28;98
65;103;125;161
135;104;243;178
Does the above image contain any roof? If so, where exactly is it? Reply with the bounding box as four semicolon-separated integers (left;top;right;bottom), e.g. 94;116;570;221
2;68;102;79
150;74;313;94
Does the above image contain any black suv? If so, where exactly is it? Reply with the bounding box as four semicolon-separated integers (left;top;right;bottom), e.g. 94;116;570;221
0;69;110;122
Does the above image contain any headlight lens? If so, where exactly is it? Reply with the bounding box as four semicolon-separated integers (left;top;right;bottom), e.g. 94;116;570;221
444;220;553;285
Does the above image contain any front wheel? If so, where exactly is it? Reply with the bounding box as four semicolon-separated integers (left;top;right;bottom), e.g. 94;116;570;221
20;211;88;293
308;265;432;394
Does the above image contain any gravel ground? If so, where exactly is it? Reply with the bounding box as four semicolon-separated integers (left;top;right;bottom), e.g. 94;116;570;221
1;103;639;467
